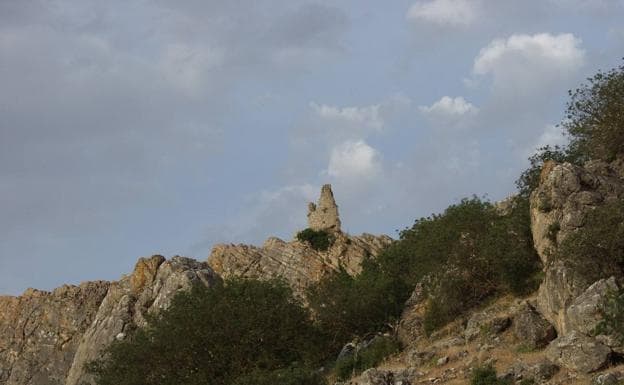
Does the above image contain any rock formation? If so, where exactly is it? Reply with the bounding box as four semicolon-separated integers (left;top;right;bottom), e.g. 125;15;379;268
307;184;341;232
0;283;109;385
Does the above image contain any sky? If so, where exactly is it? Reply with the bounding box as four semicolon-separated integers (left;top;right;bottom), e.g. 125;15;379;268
1;0;623;295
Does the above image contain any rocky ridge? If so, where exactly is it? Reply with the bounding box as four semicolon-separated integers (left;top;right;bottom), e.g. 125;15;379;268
0;185;392;385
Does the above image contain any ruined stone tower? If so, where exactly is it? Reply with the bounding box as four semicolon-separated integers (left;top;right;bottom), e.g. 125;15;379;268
307;184;341;232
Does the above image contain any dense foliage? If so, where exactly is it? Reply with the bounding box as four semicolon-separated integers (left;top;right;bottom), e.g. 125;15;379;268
88;279;329;385
307;259;409;347
555;200;624;282
595;287;624;344
381;196;540;334
564;63;624;162
333;337;400;380
296;228;334;251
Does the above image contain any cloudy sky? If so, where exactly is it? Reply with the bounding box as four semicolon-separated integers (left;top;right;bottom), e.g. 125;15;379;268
1;0;623;294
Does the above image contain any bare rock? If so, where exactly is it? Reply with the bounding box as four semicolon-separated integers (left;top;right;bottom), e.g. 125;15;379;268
545;331;612;373
308;184;341;232
65;256;219;385
208;232;392;298
530;161;624;265
565;276;619;336
0;281;110;385
465;311;511;341
512;301;557;349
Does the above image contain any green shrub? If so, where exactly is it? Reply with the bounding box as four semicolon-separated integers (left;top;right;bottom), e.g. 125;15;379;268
555;200;624;282
297;228;334;251
546;222;560;242
87;279;330;385
378;196;540;335
470;365;510;385
307;259;409;347
594;287;624;343
564;63;624;162
334;337;400;380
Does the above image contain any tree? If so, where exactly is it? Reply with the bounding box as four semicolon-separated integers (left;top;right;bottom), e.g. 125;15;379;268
88;279;329;385
564;62;624;162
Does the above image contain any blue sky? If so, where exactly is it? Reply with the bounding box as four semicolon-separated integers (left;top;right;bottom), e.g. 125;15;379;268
1;0;623;295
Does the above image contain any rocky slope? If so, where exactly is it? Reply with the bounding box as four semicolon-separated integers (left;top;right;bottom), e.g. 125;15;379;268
0;185;392;385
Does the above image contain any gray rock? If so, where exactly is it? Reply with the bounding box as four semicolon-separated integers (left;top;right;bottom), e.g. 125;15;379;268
513;302;557;349
545;331;612;373
591;372;622;385
465;311;510;341
565;276;619;335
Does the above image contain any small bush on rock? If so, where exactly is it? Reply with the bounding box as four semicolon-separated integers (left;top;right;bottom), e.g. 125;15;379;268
297;228;334;251
595;287;624;343
470;365;510;385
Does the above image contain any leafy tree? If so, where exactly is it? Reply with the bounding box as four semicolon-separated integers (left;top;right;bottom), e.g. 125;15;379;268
88;279;329;385
564;62;624;162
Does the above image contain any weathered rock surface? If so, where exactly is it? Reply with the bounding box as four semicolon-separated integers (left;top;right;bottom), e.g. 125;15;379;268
545;331;612;373
209;232;392;297
531;161;624;264
0;282;110;385
531;160;624;334
565;277;619;336
65;256;219;385
308;184;341;232
512;302;557;349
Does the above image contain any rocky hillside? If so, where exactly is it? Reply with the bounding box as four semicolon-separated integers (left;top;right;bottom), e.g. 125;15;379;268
0;185;392;385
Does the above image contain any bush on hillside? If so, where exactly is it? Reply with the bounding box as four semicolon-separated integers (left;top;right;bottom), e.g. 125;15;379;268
87;279;330;385
333;337;400;380
470;365;510;385
555;200;624;282
380;196;541;334
297;228;334;251
307;259;409;348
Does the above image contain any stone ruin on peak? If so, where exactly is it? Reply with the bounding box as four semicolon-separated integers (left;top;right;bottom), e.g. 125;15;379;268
307;184;341;232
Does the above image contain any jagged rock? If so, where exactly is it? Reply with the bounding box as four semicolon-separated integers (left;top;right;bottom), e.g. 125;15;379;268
353;368;419;385
545;331;612;373
0;282;109;385
565;277;619;336
464;312;511;341
308;184;341;232
65;256;220;385
208;232;392;297
397;282;426;346
512;302;557;349
530;161;624;265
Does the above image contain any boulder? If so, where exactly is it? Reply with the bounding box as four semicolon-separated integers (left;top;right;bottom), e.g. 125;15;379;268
465;311;511;341
565;276;619;335
545;331;612;373
512;302;557;349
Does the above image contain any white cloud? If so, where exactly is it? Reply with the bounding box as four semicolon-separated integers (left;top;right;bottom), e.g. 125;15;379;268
419;96;479;118
406;0;480;27
473;33;585;94
327;140;381;179
311;103;384;131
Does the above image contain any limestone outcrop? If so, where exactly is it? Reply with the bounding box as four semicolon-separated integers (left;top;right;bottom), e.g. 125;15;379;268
65;256;219;385
209;184;392;296
209;232;392;297
0;282;110;385
531;160;624;333
307;184;341;232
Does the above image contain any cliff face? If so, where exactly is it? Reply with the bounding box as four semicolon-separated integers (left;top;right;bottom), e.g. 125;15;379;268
0;256;220;385
0;282;109;385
